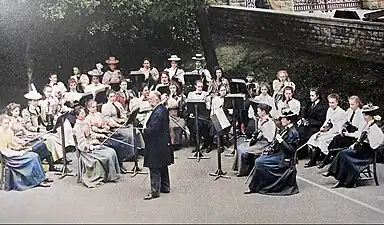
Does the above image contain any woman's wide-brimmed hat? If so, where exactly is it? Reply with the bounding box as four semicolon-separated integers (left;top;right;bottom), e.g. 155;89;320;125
192;53;205;61
362;103;379;113
278;110;297;120
105;56;119;64
168;55;181;61
24;83;42;100
167;98;179;110
88;69;103;76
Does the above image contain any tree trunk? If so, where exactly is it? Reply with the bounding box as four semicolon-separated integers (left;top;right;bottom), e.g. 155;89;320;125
196;6;219;75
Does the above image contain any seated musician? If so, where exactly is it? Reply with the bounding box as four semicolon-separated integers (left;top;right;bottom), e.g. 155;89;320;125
234;103;276;177
276;86;301;119
47;72;67;101
86;100;135;174
21;87;71;164
191;54;212;92
186;80;215;152
317;95;366;168
73;106;120;188
297;88;327;144
116;79;135;111
155;71;170;91
63;78;83;106
130;85;153;127
272;70;296;102
0;114;53;191
322;103;384;188
245;72;260;98
76;72;90;93
165;55;185;87
7;103;60;172
208;66;230;96
305;93;346;168
102;56;122;91
84;69;105;94
167;98;186;150
167;81;186;116
139;58;159;90
244;110;299;196
246;83;276;139
39;85;61;128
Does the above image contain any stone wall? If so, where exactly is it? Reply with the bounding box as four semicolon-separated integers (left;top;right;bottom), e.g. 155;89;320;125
361;0;384;9
208;5;384;63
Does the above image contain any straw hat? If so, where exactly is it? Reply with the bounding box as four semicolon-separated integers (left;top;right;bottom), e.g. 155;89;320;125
105;56;119;64
362;103;379;113
24;84;42;100
87;69;103;76
192;53;205;61
278;110;297;120
168;55;181;61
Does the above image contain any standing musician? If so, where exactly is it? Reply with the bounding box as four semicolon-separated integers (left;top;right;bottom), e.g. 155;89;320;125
143;91;174;200
73;106;120;188
102;56;122;91
165;55;185;87
85;100;134;174
191;53;212;92
272;70;296;103
139;58;159;90
322;103;384;188
317;95;365;168
84;69;106;94
47;72;67;101
245;72;260;98
208;66;230;96
186;80;215;152
305;93;345;168
244;110;299;196
129;84;153;127
234;103;276;177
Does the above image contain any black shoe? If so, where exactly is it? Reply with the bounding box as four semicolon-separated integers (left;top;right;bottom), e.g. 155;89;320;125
321;172;331;177
160;189;170;194
244;189;252;194
206;146;213;153
304;161;316;168
144;193;159;200
48;166;61;172
331;182;343;189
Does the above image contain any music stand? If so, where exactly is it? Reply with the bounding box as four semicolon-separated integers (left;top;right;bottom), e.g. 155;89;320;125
79;92;94;107
129;71;145;95
184;72;200;94
94;87;108;104
53;112;76;179
229;79;247;95
209;108;231;181
224;94;245;157
155;84;169;95
186;99;210;162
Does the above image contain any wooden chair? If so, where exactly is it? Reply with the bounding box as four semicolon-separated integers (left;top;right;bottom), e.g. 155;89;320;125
358;145;382;186
72;135;83;184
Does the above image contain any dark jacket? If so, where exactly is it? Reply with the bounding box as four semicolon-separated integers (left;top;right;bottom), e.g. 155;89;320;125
299;100;327;140
143;104;174;168
279;125;299;167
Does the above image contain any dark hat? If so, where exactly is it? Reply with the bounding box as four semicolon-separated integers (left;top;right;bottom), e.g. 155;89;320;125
278;110;297;120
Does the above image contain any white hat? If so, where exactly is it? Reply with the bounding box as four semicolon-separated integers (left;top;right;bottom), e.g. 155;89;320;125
88;69;103;76
105;56;119;64
24;84;42;100
362;103;379;113
192;53;205;61
168;55;181;61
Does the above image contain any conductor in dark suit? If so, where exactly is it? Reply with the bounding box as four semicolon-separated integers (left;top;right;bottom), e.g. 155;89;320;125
143;90;174;200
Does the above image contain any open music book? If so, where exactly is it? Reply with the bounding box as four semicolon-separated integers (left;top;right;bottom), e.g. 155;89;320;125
211;108;231;132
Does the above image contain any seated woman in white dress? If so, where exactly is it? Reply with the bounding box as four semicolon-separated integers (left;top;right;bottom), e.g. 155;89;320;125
0;114;52;191
73;106;120;188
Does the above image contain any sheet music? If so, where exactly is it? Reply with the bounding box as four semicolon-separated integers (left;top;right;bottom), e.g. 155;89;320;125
226;93;246;98
211;108;231;131
231;79;246;83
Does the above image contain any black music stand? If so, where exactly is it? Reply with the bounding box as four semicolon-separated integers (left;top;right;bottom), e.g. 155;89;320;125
156;84;169;95
209;108;231;181
186;99;210;162
129;71;145;95
184;72;200;94
229;79;247;95
249;99;260;115
79;92;94;107
224;94;245;157
53;112;76;179
94;87;109;104
125;108;147;178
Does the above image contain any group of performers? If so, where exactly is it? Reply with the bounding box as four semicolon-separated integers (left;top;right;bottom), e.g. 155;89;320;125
0;54;383;200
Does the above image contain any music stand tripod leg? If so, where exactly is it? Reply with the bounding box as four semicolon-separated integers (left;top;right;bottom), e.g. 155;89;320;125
54;125;76;179
209;134;230;180
127;127;148;178
188;104;209;162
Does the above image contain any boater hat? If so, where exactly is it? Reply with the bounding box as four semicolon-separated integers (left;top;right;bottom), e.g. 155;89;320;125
24;83;42;100
362;103;379;113
278;110;297;120
106;56;119;64
192;53;205;61
168;55;181;61
87;69;103;76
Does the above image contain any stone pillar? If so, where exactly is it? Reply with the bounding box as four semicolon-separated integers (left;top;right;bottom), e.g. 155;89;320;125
268;0;294;11
361;0;384;9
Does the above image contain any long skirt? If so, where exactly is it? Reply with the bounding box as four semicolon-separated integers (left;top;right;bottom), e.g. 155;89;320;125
307;131;338;155
233;139;269;175
78;146;120;188
104;132;135;164
170;117;186;146
117;127;145;154
248;153;299;196
328;147;373;187
2;151;46;191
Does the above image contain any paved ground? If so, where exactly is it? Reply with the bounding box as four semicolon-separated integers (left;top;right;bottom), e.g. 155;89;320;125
0;145;384;223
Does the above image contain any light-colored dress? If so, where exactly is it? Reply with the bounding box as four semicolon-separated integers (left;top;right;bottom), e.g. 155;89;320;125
73;119;120;188
307;106;346;155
